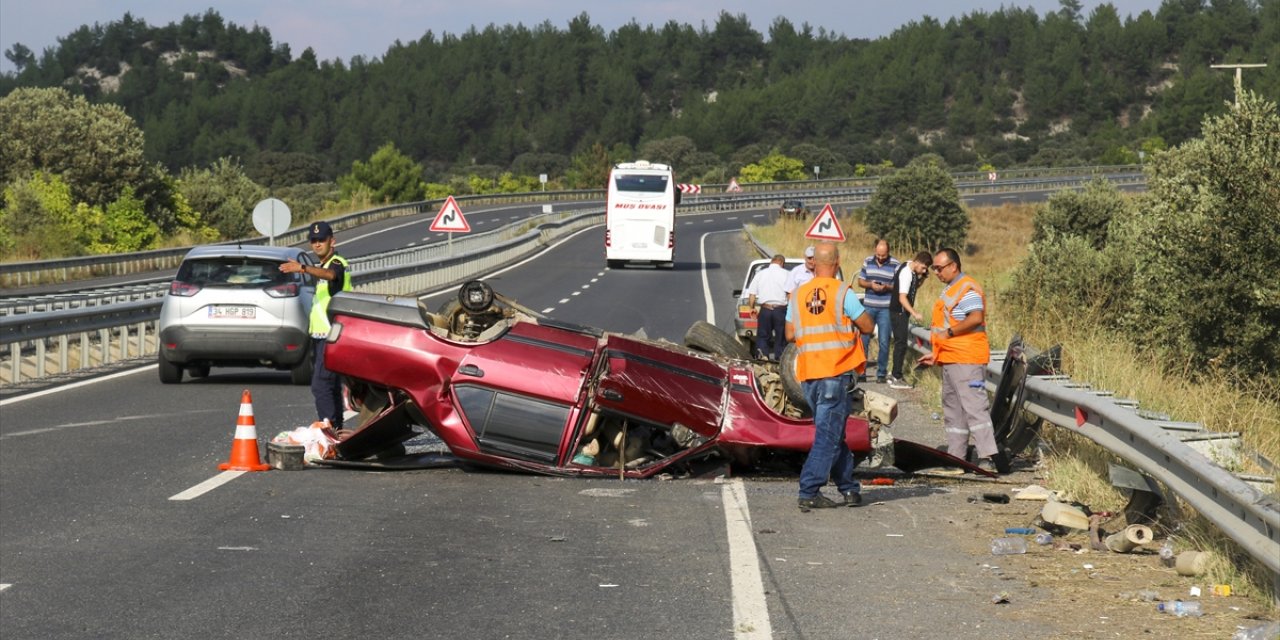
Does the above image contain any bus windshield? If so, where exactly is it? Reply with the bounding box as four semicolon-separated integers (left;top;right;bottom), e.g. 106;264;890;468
613;174;669;193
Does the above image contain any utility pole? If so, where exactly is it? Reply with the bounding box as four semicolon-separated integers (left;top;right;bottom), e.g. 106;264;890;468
1210;63;1267;107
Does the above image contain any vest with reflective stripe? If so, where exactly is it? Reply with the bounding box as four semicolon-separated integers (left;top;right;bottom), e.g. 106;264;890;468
930;273;989;365
789;277;867;381
309;254;351;336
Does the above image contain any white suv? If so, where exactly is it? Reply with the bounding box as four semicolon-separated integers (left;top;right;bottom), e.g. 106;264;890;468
158;244;317;384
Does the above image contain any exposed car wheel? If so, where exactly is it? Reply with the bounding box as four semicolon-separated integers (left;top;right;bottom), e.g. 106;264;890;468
290;349;313;386
684;321;750;360
780;343;807;408
158;353;183;384
189;364;211;379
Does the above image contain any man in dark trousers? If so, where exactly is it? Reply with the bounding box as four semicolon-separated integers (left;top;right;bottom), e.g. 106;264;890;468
786;242;875;510
887;251;933;389
280;221;352;432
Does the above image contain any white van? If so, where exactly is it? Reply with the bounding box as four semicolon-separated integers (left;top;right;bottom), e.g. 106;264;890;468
605;160;680;269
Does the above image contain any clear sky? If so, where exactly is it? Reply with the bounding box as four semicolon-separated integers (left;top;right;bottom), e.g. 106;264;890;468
1;1;1168;74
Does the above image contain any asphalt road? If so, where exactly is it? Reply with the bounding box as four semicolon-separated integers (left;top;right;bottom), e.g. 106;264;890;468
2;205;1083;639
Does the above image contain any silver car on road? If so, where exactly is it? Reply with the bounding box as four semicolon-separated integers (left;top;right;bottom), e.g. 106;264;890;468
158;244;317;384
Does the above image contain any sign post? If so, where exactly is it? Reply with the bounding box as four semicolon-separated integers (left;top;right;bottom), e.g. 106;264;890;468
804;204;845;242
429;195;472;255
251;198;291;246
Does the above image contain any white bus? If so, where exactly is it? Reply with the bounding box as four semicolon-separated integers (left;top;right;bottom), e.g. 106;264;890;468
604;160;680;269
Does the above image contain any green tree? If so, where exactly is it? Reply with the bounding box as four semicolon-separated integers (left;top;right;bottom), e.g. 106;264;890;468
739;152;806;182
1032;176;1128;249
0;172;94;258
337;142;425;203
862;155;968;251
0;87;148;207
92;186;160;253
178;157;267;239
1122;91;1280;379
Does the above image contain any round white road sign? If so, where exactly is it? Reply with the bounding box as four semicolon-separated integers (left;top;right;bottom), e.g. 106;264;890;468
252;198;292;241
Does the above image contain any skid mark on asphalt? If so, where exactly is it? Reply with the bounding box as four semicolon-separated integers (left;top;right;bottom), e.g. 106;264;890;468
2;410;222;439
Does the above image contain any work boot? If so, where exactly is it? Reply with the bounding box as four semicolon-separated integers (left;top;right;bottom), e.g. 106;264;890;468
841;491;862;507
797;495;840;512
977;458;999;475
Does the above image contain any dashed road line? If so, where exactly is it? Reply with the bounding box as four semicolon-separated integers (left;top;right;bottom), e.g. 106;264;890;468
169;471;246;501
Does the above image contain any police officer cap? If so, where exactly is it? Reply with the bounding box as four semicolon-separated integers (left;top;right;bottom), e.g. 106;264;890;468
308;221;334;241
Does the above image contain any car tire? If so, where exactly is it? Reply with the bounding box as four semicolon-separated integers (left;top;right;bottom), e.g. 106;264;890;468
290;349;313;386
158;353;183;384
684;321;750;360
780;343;807;409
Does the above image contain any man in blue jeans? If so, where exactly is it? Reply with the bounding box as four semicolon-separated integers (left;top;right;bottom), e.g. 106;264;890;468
787;242;876;511
857;239;899;383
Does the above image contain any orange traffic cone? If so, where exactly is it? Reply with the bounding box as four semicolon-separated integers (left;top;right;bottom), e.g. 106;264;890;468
219;389;270;471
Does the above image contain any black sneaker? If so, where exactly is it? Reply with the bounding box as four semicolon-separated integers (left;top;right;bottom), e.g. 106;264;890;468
857;374;868;383
976;458;999;475
875;376;887;384
841;491;862;507
798;495;840;512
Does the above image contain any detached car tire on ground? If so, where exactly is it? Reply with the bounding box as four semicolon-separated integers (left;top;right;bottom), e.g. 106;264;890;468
158;244;317;384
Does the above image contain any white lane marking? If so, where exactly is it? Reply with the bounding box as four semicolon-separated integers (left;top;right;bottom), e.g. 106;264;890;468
596;272;606;277
541;307;555;314
169;471;246;501
580;284;590;289
0;584;11;592
590;278;599;283
217;546;258;551
723;480;773;639
698;230;739;324
558;298;570;304
0;365;154;406
571;291;581;296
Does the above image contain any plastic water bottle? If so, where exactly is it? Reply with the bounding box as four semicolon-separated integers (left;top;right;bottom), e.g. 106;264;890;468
1005;527;1035;535
1034;533;1054;545
990;537;1028;555
1156;601;1203;617
1159;540;1175;567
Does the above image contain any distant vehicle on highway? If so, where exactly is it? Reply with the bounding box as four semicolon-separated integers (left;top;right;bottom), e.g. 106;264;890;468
778;199;809;220
732;258;843;358
605;160;679;269
157;244;316;384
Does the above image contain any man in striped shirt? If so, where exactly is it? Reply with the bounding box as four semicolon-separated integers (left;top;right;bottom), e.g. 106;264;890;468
856;239;899;383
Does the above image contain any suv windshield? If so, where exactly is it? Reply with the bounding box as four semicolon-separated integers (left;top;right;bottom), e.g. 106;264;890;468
177;257;296;288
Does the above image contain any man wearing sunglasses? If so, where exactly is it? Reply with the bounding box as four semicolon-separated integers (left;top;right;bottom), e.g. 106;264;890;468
916;248;999;474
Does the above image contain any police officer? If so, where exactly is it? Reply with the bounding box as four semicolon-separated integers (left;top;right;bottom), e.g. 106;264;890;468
280;221;351;431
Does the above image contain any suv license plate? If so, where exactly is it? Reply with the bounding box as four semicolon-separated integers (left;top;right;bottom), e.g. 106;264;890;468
210;305;256;319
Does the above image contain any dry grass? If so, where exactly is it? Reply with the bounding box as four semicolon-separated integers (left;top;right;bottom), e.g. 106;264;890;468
751;203;1280;605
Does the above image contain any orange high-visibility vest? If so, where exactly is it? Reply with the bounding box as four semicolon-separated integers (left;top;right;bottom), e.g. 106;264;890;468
931;273;989;365
789;277;866;381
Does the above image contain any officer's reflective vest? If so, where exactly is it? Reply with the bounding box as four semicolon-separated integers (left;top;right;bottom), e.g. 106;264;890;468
930;273;989;365
309;254;351;336
789;277;866;381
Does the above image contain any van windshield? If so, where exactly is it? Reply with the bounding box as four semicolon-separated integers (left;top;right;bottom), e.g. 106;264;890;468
613;174;669;193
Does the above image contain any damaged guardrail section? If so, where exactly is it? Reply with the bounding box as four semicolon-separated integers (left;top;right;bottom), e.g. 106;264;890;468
909;326;1280;581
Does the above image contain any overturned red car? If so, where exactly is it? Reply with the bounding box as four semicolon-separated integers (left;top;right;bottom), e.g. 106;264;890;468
322;281;979;478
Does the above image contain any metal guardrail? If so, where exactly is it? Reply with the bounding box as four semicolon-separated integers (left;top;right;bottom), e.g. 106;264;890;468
905;326;1280;580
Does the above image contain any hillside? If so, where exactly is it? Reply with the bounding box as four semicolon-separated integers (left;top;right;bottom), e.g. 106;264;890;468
1;3;1277;182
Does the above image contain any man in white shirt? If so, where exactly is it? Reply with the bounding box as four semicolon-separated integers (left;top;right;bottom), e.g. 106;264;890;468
783;245;817;301
746;254;791;361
